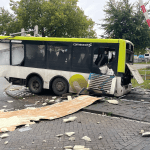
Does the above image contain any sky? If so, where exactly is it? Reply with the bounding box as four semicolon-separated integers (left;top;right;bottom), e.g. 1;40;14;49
0;0;149;37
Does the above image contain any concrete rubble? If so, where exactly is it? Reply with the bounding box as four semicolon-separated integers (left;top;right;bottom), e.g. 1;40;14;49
107;100;119;105
65;132;75;137
0;133;9;139
56;134;63;137
142;132;150;137
7;101;13;103
67;96;72;101
4;141;8;145
1;128;9;133
81;136;91;142
0;95;101;131
63;116;77;123
98;136;102;139
64;146;73;149
69;137;75;141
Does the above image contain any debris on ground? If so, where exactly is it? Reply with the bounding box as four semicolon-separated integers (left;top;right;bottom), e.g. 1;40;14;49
64;146;73;149
69;137;75;141
65;132;75;137
0;95;101;131
141;100;145;102
9;88;20;91
98;136;103;139
63;116;77;123
4;141;8;145
52;96;57;99
56;134;63;137
47;100;55;104
7;101;13;103
0;133;9;139
73;145;85;149
67;96;72;101
3;106;7;108
140;130;144;134
97;122;100;124
43;140;46;142
35;101;40;105
107;100;119;105
142;132;150;137
18;127;32;132
82;136;91;142
55;98;62;103
42;103;47;106
0;109;5;112
1;128;8;133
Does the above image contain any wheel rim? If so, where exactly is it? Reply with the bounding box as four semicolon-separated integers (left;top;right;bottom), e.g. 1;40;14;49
56;81;65;92
32;80;40;91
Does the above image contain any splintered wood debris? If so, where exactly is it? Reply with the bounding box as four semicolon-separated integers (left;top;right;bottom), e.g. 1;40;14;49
0;95;101;132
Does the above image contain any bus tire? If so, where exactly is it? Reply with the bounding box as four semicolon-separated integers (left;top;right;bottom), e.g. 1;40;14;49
52;78;68;96
28;76;43;94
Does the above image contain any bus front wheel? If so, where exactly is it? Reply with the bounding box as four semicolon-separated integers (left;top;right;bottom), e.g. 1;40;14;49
28;76;43;94
52;78;68;96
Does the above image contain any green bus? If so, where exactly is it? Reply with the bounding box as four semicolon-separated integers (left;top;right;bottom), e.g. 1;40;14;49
0;36;143;96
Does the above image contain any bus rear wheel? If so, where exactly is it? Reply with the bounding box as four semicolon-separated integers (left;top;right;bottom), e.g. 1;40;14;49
52;78;68;96
28;76;43;94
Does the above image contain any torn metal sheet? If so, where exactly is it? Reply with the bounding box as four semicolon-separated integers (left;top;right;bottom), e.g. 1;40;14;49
0;95;101;132
126;63;144;84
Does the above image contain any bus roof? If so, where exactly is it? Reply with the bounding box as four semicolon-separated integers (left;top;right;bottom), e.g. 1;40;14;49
0;36;132;44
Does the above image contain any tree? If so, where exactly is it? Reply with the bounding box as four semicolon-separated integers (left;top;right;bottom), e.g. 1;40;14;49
0;7;22;36
101;0;150;55
9;0;96;38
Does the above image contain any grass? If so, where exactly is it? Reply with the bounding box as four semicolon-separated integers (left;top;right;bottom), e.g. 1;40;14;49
134;62;150;64
131;67;150;89
131;78;150;89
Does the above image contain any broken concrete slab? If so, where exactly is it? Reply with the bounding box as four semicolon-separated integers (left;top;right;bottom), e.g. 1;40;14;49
107;100;119;105
65;132;75;137
142;132;150;137
7;101;13;103
1;128;9;132
0;133;9;139
42;103;47;106
56;134;63;137
82;136;91;142
0;95;101;132
67;96;72;101
69;137;75;141
4;141;8;145
64;146;73;149
73;145;85;149
63;116;77;123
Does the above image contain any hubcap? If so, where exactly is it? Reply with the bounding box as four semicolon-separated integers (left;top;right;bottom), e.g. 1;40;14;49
56;81;64;91
33;81;40;90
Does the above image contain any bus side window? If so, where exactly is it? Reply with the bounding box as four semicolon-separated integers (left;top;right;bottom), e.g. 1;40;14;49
0;42;10;65
25;44;45;68
47;45;70;71
12;44;24;66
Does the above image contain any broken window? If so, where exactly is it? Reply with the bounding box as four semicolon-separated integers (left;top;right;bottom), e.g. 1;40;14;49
93;47;116;67
47;44;71;71
25;44;45;68
12;44;24;66
0;42;10;65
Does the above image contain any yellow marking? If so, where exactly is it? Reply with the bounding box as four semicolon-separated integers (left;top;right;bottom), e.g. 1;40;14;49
0;36;122;43
69;74;88;93
117;39;126;73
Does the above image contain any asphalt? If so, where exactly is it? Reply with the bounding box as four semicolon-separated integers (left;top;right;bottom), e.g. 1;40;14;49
1;84;150;150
